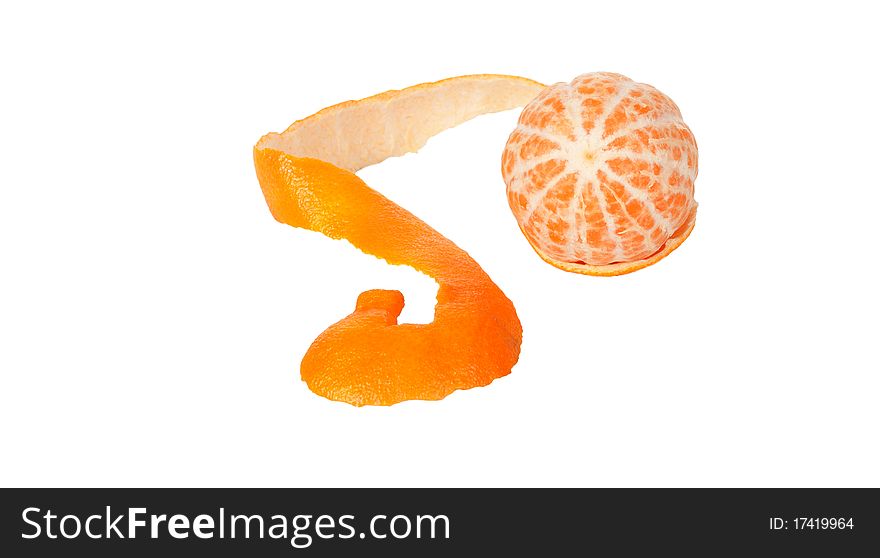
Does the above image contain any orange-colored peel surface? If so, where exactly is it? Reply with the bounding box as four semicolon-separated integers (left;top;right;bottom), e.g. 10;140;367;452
254;75;545;406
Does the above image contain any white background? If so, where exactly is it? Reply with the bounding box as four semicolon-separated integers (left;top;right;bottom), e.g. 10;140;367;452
2;1;878;487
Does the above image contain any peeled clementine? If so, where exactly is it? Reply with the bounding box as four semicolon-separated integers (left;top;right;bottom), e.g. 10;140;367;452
254;75;544;406
255;72;699;406
502;72;698;275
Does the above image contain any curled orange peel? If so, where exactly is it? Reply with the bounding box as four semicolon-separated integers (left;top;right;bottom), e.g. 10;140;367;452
254;75;545;406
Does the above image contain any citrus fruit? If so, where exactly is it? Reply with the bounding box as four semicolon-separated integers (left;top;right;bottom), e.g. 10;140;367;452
502;72;698;275
254;75;544;406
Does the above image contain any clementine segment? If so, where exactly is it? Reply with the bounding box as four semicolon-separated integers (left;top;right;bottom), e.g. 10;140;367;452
502;72;698;275
254;75;544;406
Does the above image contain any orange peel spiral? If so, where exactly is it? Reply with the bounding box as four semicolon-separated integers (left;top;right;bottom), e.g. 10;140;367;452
254;75;545;406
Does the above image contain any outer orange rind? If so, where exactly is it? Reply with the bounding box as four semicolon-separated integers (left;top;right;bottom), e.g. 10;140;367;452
254;75;545;406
